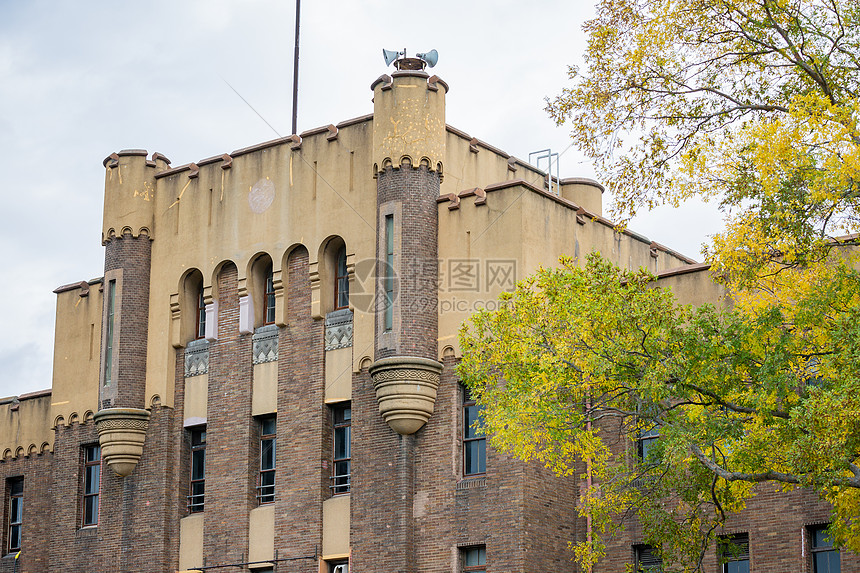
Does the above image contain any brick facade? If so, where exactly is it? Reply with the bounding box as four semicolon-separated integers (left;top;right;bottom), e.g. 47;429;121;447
1;69;856;573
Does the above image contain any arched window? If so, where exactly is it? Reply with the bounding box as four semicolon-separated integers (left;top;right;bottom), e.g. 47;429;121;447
334;246;349;310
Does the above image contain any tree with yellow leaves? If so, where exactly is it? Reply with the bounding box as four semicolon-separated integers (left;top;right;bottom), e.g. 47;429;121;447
460;0;860;570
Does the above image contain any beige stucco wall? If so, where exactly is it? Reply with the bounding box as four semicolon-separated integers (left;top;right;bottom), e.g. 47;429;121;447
184;374;208;422
248;504;275;563
51;282;101;426
178;513;204;570
120;119;378;409
322;494;350;559
0;392;53;459
252;361;278;416
655;266;730;308
437;183;695;356
325;348;352;403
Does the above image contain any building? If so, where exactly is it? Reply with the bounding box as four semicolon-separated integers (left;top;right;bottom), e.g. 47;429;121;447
0;59;855;573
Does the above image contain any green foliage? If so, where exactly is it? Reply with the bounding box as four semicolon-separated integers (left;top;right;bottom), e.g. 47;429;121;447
548;0;860;285
458;254;860;570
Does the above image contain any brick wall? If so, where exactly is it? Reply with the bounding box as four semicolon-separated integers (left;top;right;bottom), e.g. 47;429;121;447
203;262;256;567
375;164;440;361
0;453;51;573
273;246;326;569
102;232;151;410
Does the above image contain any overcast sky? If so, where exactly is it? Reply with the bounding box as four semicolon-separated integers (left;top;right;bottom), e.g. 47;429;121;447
0;0;723;398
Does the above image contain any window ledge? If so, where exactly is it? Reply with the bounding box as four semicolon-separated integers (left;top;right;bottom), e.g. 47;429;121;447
457;476;486;490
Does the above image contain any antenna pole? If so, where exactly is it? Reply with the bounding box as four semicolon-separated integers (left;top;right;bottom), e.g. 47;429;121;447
291;0;301;135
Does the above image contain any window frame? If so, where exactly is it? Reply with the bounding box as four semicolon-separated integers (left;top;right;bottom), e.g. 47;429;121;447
196;284;206;340
334;245;349;311
634;544;662;572
188;426;206;513
462;545;486;573
82;444;101;527
463;386;486;477
331;403;351;495
257;416;276;504
384;214;394;331
719;533;750;573
103;279;116;387
637;424;660;462
7;477;23;554
264;264;276;325
810;524;841;573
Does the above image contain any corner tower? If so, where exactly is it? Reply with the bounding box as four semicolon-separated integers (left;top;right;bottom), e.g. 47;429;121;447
369;62;448;436
95;149;169;477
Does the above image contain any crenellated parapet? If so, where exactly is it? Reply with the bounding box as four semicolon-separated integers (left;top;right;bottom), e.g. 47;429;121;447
102;149;171;244
371;70;447;176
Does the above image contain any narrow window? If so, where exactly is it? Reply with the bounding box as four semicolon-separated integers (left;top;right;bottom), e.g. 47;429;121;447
634;544;662;572
264;264;276;325
637;425;660;462
258;416;276;504
188;427;206;512
462;545;486;573
332;404;351;494
82;445;101;527
7;477;23;553
103;279;116;386
811;525;840;573
719;533;749;573
196;284;206;339
463;386;486;476
335;245;349;310
384;214;394;331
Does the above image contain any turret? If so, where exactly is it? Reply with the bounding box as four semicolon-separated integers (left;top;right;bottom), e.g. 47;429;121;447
368;62;447;437
96;149;169;477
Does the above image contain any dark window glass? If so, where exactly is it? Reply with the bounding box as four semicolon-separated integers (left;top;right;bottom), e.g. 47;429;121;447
634;544;662;572
463;545;486;572
720;534;750;573
82;445;101;526
637;425;660;462
335;246;349;310
8;477;23;553
384;215;394;330
265;264;276;324
332;404;351;494
189;427;206;512
196;285;206;339
104;279;116;386
463;387;486;476
258;416;276;504
811;525;840;573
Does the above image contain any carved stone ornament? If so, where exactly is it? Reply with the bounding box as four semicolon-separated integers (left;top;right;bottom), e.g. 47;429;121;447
184;339;210;377
253;324;279;364
369;356;443;435
325;308;354;350
93;408;151;477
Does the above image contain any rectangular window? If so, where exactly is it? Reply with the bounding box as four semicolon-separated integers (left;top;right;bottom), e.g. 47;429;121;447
258;416;276;504
637;424;660;462
462;545;486;572
188;427;206;512
82;445;101;527
335;246;349;310
463;386;486;476
634;544;662;572
811;525;840;573
265;266;276;325
103;279;116;386
7;477;22;554
332;403;351;494
719;533;749;573
196;286;206;339
384;214;394;331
